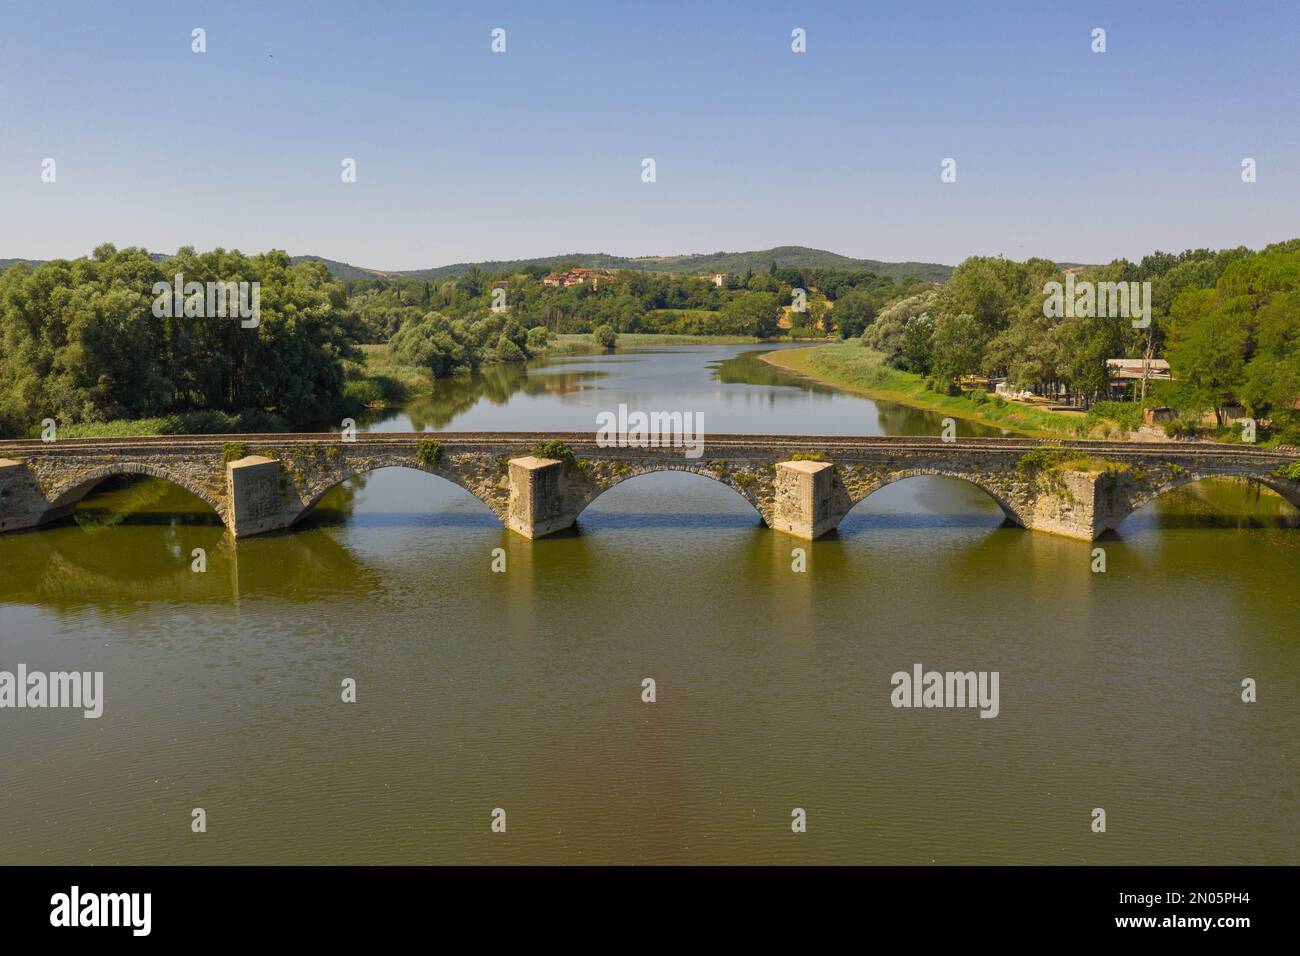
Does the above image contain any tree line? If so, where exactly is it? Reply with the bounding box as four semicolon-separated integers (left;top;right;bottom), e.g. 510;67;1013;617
860;241;1299;440
0;245;355;437
1;242;1294;441
345;263;921;343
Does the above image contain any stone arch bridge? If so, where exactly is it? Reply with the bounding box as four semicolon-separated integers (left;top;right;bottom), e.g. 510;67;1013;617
0;432;1297;542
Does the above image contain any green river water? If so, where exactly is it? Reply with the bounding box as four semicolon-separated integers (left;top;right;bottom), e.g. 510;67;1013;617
1;345;1295;864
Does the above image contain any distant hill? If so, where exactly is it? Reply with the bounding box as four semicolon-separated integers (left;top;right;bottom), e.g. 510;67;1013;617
618;246;953;282
288;255;388;282
1;252;386;281
1;247;958;283
0;254;171;272
380;247;955;284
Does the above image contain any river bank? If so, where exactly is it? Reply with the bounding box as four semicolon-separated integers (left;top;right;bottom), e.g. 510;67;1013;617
760;344;1090;438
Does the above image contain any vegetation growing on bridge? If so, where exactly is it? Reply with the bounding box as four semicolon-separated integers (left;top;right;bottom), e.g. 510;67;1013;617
788;452;832;462
1017;449;1131;475
415;439;443;468
532;440;576;467
221;442;248;465
1276;462;1300;482
1016;450;1132;498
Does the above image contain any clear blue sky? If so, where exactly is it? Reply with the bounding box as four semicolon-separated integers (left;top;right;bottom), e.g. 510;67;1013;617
1;0;1296;269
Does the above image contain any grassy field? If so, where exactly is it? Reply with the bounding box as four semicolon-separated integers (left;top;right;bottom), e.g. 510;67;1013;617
350;343;433;400
762;343;1090;438
38;410;289;439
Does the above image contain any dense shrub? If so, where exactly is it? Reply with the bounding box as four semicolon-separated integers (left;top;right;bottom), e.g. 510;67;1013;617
533;439;576;466
1087;401;1144;432
495;334;527;363
416;439;443;467
526;326;551;351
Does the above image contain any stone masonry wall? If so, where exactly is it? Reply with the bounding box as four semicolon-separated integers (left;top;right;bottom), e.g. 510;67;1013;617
0;436;1296;541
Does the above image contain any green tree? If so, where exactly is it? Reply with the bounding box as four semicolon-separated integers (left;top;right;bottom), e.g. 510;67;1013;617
389;312;477;377
1165;290;1248;426
721;292;781;338
863;291;935;371
495;334;527;363
0;246;355;435
929;313;983;385
832;289;876;338
525;325;551;352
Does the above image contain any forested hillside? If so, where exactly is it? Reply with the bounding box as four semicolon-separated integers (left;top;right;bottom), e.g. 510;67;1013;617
382;246;953;284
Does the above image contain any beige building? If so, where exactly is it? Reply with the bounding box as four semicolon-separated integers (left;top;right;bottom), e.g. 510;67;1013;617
542;268;604;289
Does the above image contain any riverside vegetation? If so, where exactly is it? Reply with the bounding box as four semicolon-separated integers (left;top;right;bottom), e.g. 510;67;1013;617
1;241;1296;443
785;242;1300;444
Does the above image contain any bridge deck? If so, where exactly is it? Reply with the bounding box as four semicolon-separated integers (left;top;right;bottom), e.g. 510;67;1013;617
0;432;1295;462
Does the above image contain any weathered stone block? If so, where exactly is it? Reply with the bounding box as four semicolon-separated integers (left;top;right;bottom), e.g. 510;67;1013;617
506;456;574;538
0;458;24;490
0;459;29;532
0;458;58;532
772;460;850;539
1023;468;1139;540
227;455;290;537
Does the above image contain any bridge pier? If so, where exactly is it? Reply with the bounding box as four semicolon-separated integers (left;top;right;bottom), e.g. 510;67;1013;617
506;456;576;538
1020;468;1137;540
771;460;852;539
227;455;296;538
0;458;53;532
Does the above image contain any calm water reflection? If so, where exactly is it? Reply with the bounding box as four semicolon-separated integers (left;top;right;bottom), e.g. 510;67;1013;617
0;345;1296;864
358;344;1011;437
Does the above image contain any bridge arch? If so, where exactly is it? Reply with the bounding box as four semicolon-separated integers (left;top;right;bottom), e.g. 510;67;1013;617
42;462;227;525
572;463;769;525
1120;471;1300;523
290;459;504;527
848;468;1028;527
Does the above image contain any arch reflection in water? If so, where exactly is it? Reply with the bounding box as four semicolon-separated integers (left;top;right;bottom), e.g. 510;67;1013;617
838;474;1013;535
67;474;225;533
295;468;500;532
573;469;765;533
0;476;386;609
1118;476;1300;533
